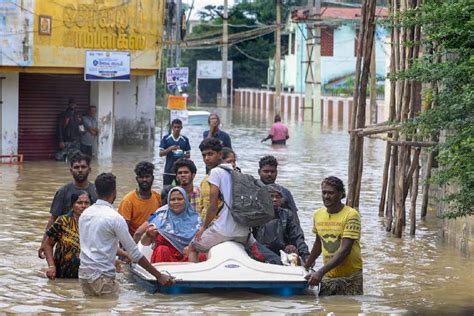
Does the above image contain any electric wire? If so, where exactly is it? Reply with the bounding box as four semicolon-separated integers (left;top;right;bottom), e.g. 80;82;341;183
232;45;269;62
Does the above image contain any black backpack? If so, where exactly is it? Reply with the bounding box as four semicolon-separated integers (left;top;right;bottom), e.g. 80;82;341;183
219;165;275;226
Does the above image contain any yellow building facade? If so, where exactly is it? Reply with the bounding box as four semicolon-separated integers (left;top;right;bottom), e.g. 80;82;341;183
0;0;165;160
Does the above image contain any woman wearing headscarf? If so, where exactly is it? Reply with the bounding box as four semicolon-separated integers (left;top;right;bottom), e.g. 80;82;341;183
140;187;203;263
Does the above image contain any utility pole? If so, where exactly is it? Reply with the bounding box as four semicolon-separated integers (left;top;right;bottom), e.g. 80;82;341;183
221;0;228;107
175;0;182;66
314;0;321;123
370;35;377;124
275;0;281;115
304;0;321;122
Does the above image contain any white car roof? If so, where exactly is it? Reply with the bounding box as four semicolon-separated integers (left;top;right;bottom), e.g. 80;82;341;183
188;110;211;116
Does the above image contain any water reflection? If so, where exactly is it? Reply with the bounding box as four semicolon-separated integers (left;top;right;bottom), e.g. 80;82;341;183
0;106;473;314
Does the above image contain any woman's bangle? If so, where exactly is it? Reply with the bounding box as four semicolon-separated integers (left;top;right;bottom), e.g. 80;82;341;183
48;265;55;269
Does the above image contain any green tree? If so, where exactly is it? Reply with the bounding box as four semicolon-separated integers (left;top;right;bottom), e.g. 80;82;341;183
401;0;474;218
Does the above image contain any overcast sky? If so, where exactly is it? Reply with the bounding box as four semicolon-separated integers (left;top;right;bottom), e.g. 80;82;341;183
185;0;236;20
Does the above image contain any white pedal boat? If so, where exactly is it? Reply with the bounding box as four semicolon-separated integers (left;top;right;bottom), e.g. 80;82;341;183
130;241;308;296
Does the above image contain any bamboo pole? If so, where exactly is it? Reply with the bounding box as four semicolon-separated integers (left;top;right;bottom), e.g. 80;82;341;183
390;140;437;147
386;0;399;226
420;150;432;218
388;0;401;234
347;1;368;206
420;51;440;219
386;145;397;232
354;125;402;136
370;30;377;124
410;148;420;235
379;142;391;217
348;0;377;209
379;0;398;219
394;156;406;237
393;0;411;238
367;135;437;147
405;147;421;197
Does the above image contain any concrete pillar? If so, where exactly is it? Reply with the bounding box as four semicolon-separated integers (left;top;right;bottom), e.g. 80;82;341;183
344;99;350;130
0;72;19;156
236;89;241;106
328;100;334;126
338;100;344;125
90;81;114;160
298;96;304;123
265;91;270;112
114;75;155;147
290;95;296;123
320;98;325;125
348;100;353;126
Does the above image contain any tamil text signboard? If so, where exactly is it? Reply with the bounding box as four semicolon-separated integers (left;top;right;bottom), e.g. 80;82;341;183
197;60;233;79
84;51;131;81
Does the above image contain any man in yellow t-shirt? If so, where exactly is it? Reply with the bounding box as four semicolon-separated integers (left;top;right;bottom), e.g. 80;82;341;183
118;161;162;236
304;176;363;295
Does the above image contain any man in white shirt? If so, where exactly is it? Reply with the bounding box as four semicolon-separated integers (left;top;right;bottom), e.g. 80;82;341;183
187;138;262;262
79;172;174;296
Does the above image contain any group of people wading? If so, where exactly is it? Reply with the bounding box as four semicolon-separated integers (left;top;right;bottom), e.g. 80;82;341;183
37;113;363;297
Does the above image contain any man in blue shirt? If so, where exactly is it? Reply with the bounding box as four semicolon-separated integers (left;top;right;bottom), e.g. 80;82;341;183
203;113;232;148
159;119;191;185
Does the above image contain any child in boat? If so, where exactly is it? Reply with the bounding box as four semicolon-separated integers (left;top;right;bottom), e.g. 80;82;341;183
141;187;204;263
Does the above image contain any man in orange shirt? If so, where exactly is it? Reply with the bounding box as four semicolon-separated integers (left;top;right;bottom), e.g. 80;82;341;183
118;161;162;236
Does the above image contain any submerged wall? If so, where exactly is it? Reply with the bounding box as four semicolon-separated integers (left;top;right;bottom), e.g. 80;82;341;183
430;181;474;258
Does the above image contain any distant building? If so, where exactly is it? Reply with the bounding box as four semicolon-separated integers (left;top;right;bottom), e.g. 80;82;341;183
0;0;165;160
269;7;389;94
234;0;255;4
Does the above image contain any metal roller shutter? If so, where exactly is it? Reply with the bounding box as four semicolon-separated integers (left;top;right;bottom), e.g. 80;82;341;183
18;73;90;160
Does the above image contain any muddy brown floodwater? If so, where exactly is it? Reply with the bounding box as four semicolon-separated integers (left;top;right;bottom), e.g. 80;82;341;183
0;106;473;314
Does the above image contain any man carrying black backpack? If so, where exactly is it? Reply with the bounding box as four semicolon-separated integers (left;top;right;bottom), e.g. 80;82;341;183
186;138;265;262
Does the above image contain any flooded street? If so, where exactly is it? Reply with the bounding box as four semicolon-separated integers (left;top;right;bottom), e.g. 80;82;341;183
0;106;473;314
